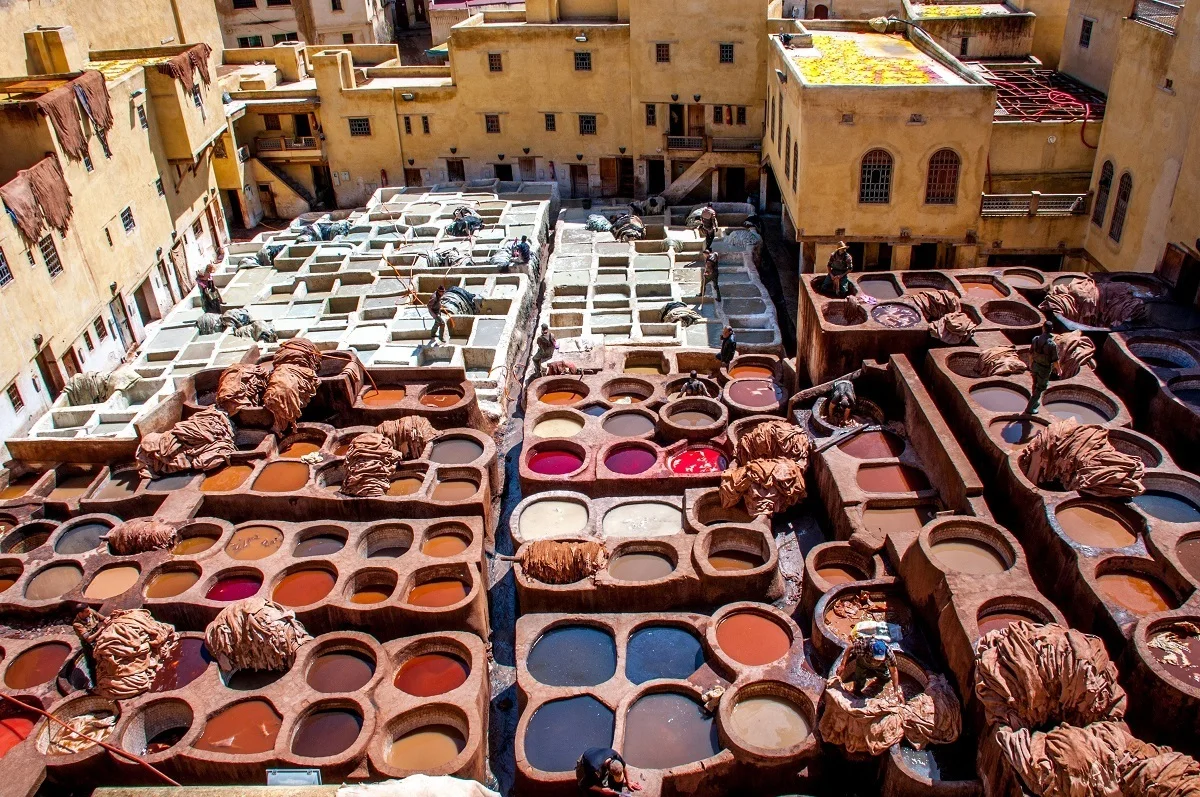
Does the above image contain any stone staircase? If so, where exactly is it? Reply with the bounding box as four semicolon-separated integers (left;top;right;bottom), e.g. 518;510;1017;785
253;157;318;210
661;150;760;205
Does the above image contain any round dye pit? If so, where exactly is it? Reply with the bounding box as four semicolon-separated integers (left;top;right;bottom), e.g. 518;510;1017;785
144;727;187;755
225;669;283;691
1003;271;1043;288
145;569;200;599
1045;400;1112;425
871;303;921;328
0;716;35;759
581;405;608;417
532;417;584;438
1148;626;1200;687
291;708;362;758
602;412;655;437
930;539;1007;575
2;525;50;554
387;476;424;496
172;533;218;556
1132;491;1200;524
225;526;283;560
624;363;665;375
709;549;764;571
422;532;469;557
993;418;1045;445
294;535;346;557
898;742;977;782
602;503;682;537
1097;572;1174;614
362;388;407;407
528;449;584;476
394;652;469;696
252;461;310;492
47;473;95;501
838;430;905;459
959;280;1006;299
608;392;646;405
623;692;719;770
977;610;1043;636
308;650;375;693
350;584;393;604
25;564;83;600
730;696;810;750
971;385;1028;413
279;441;322;459
83;565;141;599
1056;503;1138;548
608;552;674;582
668;409;718;428
817;564;866;585
388;725;465;770
146;473;195;492
408;579;468;607
519;500;588;540
4;642;71;688
856;464;931;493
669;446;726;475
1176;537;1200;582
540;390;585;406
194;700;282;754
728;365;776;379
527;626;616;687
429;438;484;465
524;696;614;772
205;574;262;602
716;612;791;666
626;626;704;683
727;379;784;408
151;638;211;692
420;388;463;409
273;569;336;607
54;522;109;555
862;506;937;535
431;480;478;501
604;446;657;475
0;571;17;594
0;474;39;500
200;465;253;492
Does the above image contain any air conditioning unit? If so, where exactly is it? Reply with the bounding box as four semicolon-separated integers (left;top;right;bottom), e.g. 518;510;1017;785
237;146;250;162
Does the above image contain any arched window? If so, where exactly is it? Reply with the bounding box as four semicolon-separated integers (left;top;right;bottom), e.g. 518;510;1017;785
1109;172;1132;243
784;128;792;179
924;149;960;204
859;149;892;204
792;141;799;191
1091;160;1113;227
813;4;830;18
769;96;775;142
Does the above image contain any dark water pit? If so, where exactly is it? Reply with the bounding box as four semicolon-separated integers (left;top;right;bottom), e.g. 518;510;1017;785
308;650;375;693
970;385;1028;413
626;626;705;683
294;535;346;557
55;522;110;555
727;379;784;408
604;446;657;475
527;626;616;687
856;464;930;493
151;638;212;692
1133;491;1200;524
623;692;720;770
838;430;905;459
291;708;363;758
146;473;194;492
524;696;614;772
602;412;655;437
430;438;484;464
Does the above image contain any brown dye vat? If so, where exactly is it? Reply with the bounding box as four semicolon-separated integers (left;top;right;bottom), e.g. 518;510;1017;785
608;552;674;581
960;280;1006;299
930;540;1006;575
225;526;283;560
729;696;811;750
294;536;345;557
25;564;83;600
671;410;717;428
727;379;783;407
387;725;465;769
172;534;218;555
432;480;477;501
83;565;140;599
272;569;336;607
540;390;585;406
152;638;211;692
839;430;905;459
1056;504;1138;548
422;535;469;557
420;388;463;409
194;700;282;754
978;611;1042;635
334;441;354;456
729;365;775;379
408;579;468;607
623;692;719;769
307;651;375;692
1176;537;1200;582
279;441;321;459
0;574;16;594
362;388;407;407
4;642;71;688
1149;629;1200;687
624;364;664;375
971;386;1028;413
818;565;866;585
292;709;362;758
0;474;40;500
602;413;655;436
430;439;484;465
388;477;424;496
47;473;94;501
856;465;930;493
394;653;470;696
351;587;392;604
144;570;199;598
1096;573;1173;614
717;612;790;665
709;551;763;571
200;465;253;492
252;461;310;492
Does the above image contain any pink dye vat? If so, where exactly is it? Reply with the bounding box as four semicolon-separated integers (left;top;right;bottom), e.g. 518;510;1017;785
669;447;727;475
605;447;657;475
529;450;584;475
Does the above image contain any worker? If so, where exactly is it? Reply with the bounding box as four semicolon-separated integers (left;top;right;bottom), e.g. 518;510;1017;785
678;370;708;398
715;326;736;377
698;203;719;249
532;323;556;376
838;636;901;696
1025;321;1059;414
576;747;639;796
197;264;223;315
830;379;856;426
513;235;532;269
427;285;449;344
700;248;721;301
820;241;854;298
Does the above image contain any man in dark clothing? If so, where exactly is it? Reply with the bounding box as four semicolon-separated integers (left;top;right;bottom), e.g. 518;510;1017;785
576;747;637;796
428;285;449;344
1025;321;1059;414
830;378;857;426
700;248;721;301
513;235;532;268
838;637;901;696
715;326;736;376
678;370;708;398
820;241;854;298
532;323;556;376
197;264;223;315
698;203;718;249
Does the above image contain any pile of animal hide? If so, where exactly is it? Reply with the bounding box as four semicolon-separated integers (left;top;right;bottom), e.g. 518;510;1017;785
978;346;1027;377
440;286;482;316
542;360;581;376
660;300;703;326
46;711;116;755
74;608;177;700
734;419;811;462
263;339;321;433
720;458;807;517
155;43;213;95
629;196;666;216
102;519;177;555
423;247;467;270
517;540;609;585
33;70;113;162
1018;419;1144;497
0;156;73;243
818;673;963;756
1040;278;1146;328
216;362;270;415
611;214;645;241
1053;331;1096;378
930;312;977;345
911;289;961;321
340;432;402;497
375;416;436;460
204;598;312;673
585;214;613;232
723;228;764;265
135;406;235;477
62;369;139;406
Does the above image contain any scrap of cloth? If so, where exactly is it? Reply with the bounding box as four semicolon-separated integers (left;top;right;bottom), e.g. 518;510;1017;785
734;419;811;463
341;432;402;497
375;416;436;461
0;156;74;243
1018;419;1145;498
929;311;977;345
912;289;961;322
102;519;178;555
155;43;214;96
216;362;269;415
720;457;807;517
135;406;236;477
74;608;178;700
33;70;113;161
518;540;609;585
204;597;312;673
818;673;963;756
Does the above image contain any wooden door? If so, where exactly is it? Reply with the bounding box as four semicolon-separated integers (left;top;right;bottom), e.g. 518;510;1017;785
61;348;81;378
35;347;64;399
618;157;635;196
404;168;422;187
258;183;277;219
519;157;536;181
687;105;706;137
570;164;589;198
599;158;618;197
446;159;465;182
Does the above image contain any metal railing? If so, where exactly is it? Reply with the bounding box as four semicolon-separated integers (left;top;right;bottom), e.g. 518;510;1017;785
665;135;706;150
980;191;1090;217
1132;0;1183;30
255;136;319;154
712;137;762;152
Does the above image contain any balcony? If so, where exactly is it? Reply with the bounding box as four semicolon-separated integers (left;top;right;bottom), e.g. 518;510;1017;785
980;191;1090;218
665;135;706;151
665;135;763;154
1132;0;1183;31
254;135;321;158
712;137;762;153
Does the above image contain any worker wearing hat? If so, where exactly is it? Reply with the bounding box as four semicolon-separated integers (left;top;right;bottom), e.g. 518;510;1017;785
838;635;901;696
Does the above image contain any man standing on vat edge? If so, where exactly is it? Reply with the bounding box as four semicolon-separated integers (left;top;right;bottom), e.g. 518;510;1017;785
1025;320;1059;414
714;326;736;378
577;747;641;796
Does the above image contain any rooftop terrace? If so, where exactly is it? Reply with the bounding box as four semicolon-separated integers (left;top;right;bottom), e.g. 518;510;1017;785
787;32;968;87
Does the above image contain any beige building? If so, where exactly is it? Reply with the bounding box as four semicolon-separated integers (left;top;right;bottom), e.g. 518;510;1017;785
213;0;404;49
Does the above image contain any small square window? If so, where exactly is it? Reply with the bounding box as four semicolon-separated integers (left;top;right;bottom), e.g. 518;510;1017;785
0;249;12;287
655;43;670;63
579;114;597;135
6;383;24;413
348;117;371;136
645;104;657;126
121;207;136;233
422;115;430;134
104;228;113;247
720;43;735;63
237;35;264;47
342;33;354;44
545;113;557;132
233;0;256;8
736;106;746;125
485;114;501;134
488;52;503;72
266;0;291;7
574;51;592;71
332;0;342;9
272;32;298;44
137;105;149;129
713;105;723;124
94;317;108;341
83;330;94;352
264;114;281;130
959;37;969;56
192;218;204;238
1079;18;1093;48
404;116;412;135
39;235;62;278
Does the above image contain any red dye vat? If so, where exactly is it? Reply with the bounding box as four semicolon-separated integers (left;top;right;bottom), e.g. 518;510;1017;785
394;652;470;696
0;716;34;759
604;447;656;475
529;450;584;475
205;575;262;601
669;446;727;475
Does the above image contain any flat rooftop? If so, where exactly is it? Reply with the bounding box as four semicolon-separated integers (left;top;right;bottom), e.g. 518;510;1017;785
85;56;171;81
910;2;1020;17
789;32;968;87
978;67;1107;120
